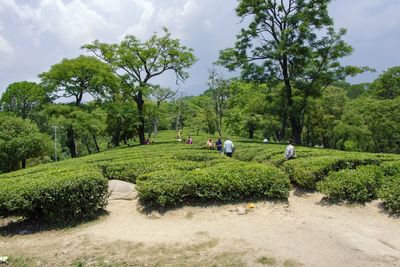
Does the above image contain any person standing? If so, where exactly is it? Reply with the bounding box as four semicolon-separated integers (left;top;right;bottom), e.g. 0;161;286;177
223;137;234;157
285;140;296;160
216;137;223;153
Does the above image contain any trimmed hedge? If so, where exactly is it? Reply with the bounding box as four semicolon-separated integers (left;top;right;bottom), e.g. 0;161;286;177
0;169;108;222
379;175;400;214
380;160;400;177
282;155;381;189
99;159;210;183
316;165;383;203
137;162;291;207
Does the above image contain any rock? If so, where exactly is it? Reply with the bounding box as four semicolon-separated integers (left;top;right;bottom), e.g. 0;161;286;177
108;180;137;200
236;207;247;215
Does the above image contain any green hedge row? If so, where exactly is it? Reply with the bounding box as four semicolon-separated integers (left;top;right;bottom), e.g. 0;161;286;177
0;169;108;222
99;159;210;183
379;175;400;214
137;162;291;207
316;165;383;202
282;155;381;189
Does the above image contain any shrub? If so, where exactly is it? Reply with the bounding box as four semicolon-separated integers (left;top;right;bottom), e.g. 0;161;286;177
0;169;108;222
316;165;383;202
137;162;290;207
379;175;400;214
379;161;400;177
282;155;381;189
99;158;219;183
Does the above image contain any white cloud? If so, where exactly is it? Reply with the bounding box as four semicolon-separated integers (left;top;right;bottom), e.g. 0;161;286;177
0;35;14;56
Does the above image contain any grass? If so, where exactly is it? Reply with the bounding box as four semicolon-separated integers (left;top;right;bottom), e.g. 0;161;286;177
256;256;277;266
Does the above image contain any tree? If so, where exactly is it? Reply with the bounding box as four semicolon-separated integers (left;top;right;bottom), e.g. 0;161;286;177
225;81;267;139
39;55;116;106
0;81;46;119
83;27;197;144
206;68;230;137
370;66;400;99
0;114;49;172
219;0;366;144
149;85;177;138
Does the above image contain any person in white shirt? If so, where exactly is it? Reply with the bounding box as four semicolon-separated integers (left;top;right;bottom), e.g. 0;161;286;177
285;140;296;160
223;138;234;157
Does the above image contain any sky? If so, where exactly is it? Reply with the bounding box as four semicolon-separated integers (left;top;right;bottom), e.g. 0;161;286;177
0;0;399;97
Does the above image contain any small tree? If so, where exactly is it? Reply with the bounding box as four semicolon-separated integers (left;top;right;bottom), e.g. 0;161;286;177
0;81;46;119
0;114;49;172
83;27;197;144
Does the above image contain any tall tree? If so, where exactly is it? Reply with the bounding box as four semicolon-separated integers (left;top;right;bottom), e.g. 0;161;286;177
0;81;46;119
207;68;230;137
39;55;116;106
83;27;197;144
219;0;366;144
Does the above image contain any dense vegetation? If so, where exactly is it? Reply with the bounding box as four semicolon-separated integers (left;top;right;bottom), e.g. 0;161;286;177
1;131;400;222
1;0;400;221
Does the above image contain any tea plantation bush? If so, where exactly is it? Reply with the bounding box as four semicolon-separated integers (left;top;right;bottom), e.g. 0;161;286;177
316;165;383;202
282;155;381;189
0;168;108;222
137;162;291;207
379;175;400;214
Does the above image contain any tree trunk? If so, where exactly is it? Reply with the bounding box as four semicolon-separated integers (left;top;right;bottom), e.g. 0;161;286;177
22;158;26;169
136;90;146;145
248;127;254;139
282;56;302;144
93;135;100;152
67;128;78;158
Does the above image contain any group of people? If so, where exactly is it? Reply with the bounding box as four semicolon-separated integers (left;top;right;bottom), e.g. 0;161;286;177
180;133;296;160
204;137;234;157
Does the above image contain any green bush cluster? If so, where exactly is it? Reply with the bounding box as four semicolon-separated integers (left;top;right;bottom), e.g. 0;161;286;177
0;168;108;222
282;155;381;189
137;162;291;207
379;175;400;214
316;165;383;202
100;159;211;183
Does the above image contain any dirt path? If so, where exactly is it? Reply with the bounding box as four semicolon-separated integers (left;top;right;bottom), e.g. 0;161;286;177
1;191;400;267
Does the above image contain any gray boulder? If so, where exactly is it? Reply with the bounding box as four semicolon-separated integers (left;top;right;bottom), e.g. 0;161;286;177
108;180;137;200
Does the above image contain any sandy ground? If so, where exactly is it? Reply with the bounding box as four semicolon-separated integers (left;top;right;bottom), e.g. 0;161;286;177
1;191;400;267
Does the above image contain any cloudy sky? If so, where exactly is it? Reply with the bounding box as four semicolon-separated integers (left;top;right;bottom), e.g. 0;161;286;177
0;0;399;97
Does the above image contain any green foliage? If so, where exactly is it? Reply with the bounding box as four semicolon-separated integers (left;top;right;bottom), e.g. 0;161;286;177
0;81;46;119
379;175;400;214
0;168;108;222
39;55;116;105
380;161;400;176
137;162;290;207
0;114;50;173
370;66;400;99
317;165;384;202
282;154;381;189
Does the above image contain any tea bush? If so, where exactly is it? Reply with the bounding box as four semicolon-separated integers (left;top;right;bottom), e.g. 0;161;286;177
0;168;108;222
137;162;290;207
379;175;400;214
282;155;381;189
316;165;383;202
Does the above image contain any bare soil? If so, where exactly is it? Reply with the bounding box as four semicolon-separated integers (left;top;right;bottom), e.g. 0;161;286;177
1;191;399;267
